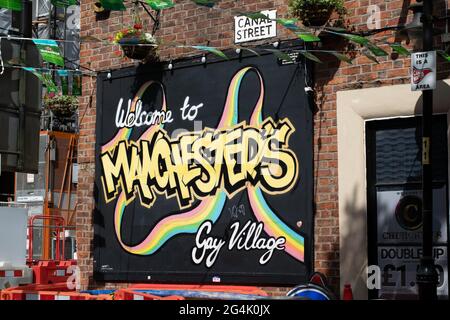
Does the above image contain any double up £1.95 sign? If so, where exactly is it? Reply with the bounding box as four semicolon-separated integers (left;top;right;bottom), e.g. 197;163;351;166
94;52;313;284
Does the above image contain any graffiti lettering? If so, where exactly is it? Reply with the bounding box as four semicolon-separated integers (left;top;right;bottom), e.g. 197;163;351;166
115;98;173;128
192;220;286;268
101;117;298;209
180;96;204;121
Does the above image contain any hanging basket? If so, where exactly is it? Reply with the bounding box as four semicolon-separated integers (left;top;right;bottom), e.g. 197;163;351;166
47;104;77;118
119;37;157;60
299;4;334;27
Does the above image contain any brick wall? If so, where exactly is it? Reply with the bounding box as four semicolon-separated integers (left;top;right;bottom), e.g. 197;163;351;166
76;0;450;295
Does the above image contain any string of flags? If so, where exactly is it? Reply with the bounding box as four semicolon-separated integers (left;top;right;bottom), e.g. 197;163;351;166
22;67;83;96
1;0;450;83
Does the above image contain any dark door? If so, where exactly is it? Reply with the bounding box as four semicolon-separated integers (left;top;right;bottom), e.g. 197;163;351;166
366;115;449;299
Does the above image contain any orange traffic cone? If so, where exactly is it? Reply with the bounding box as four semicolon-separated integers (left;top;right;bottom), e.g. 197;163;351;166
342;284;353;300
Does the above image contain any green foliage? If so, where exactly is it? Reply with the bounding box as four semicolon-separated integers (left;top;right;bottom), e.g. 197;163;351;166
44;95;78;117
289;0;346;26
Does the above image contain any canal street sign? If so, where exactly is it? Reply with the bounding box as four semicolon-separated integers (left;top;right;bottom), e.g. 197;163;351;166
234;10;277;44
411;51;436;91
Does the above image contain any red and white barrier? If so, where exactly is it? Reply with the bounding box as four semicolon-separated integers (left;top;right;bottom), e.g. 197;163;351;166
31;260;77;285
0;262;33;289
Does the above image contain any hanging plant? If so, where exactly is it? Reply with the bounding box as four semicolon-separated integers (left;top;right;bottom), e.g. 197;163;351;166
113;2;158;60
44;95;78;118
113;24;158;60
289;0;346;27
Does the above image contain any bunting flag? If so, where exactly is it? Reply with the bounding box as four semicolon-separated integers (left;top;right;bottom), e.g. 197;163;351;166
390;43;410;56
57;69;69;95
145;0;174;10
190;45;228;59
72;71;82;96
50;0;77;7
0;0;22;11
24;67;59;93
32;39;65;66
190;0;220;8
100;0;126;11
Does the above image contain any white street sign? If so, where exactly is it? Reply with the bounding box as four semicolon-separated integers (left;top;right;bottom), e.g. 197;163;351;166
234;10;277;44
411;51;436;91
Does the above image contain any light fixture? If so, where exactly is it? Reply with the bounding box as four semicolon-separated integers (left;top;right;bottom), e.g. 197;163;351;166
201;55;206;64
401;2;424;41
272;41;280;48
400;1;441;48
107;71;111;79
168;60;173;70
235;48;241;54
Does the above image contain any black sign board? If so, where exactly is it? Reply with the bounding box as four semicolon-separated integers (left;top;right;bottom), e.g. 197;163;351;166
94;52;313;285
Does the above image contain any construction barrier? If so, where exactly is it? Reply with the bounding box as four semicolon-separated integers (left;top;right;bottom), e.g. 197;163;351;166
0;262;33;290
0;283;113;300
126;284;269;300
130;284;268;296
31;260;77;285
114;288;184;300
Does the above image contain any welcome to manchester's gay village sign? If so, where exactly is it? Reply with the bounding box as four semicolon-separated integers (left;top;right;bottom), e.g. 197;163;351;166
94;52;313;284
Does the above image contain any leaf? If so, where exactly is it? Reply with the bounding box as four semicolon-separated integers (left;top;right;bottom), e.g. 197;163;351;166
390;43;410;56
235;46;260;56
191;45;228;59
363;52;379;64
296;32;321;43
329;52;353;64
298;51;322;63
264;49;295;63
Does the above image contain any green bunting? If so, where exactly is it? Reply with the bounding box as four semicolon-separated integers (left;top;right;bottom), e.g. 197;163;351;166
296;33;321;43
191;45;228;59
50;0;77;7
264;49;296;63
191;0;220;8
145;0;174;10
0;0;22;11
100;0;125;11
57;70;69;95
390;43;410;56
298;51;322;63
24;67;59;94
72;71;82;96
329;52;353;64
32;39;65;67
